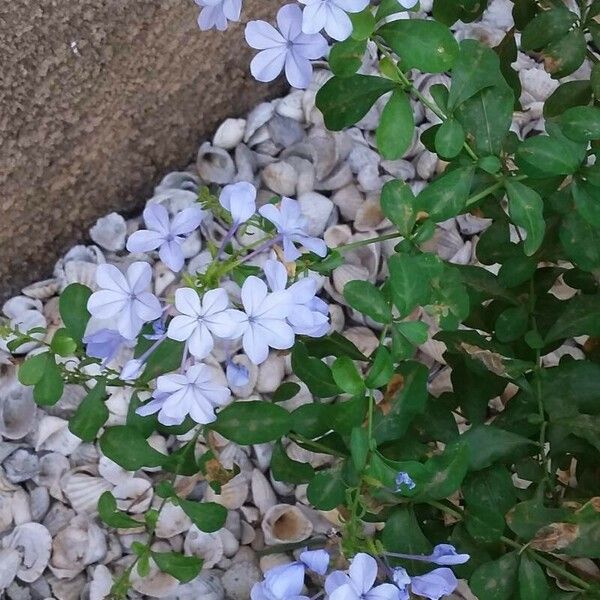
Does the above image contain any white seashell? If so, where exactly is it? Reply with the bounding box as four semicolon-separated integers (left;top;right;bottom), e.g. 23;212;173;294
34;453;70;500
30;486;50;522
35;416;81;456
324;224;352;248
344;327;379;358
156;502;192;538
297;192;335;237
48;572;87;600
176;570;225;600
245;102;274;142
11;488;32;525
348;144;380;173
270;471;295;497
49;516;107;579
294;503;337;534
261;161;297;196
219;527;240;557
287;442;333;469
3;522;52;583
456;213;492;235
213;118;246;150
262;504;313;545
184;526;224;568
354;199;387;231
113;477;153;514
42;503;76;536
0;378;36;440
0;548;20;591
130;558;179;598
227;354;258;399
0;493;13;533
240;505;260;525
315;162;353;191
331;264;370;297
203;474;249;510
89;565;113;600
197;141;235;184
247;125;271;148
4;310;46;353
331;184;364;221
416;150;438;180
381;159;415;180
267;115;305;148
329;304;345;333
253;443;273;472
240;521;256;545
251;469;277;515
275;90;305;121
2;296;43;319
61;469;113;515
148;189;199;215
286;156;315;195
97;456;132;486
89;213;127;252
259;553;292;574
222;560;262;600
61;260;98;291
155;170;200;195
256;353;285;394
3;448;39;483
21;278;60;300
234;144;257;183
154;261;177;296
105;387;132;426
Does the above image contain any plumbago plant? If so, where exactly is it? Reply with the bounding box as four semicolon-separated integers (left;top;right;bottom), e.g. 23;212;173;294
3;0;600;597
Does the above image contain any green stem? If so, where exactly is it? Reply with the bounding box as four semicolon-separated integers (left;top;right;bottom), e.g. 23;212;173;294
338;231;404;252
288;432;346;457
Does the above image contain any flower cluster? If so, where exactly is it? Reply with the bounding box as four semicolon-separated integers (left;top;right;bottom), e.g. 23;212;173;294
194;0;421;88
253;547;469;600
84;184;330;426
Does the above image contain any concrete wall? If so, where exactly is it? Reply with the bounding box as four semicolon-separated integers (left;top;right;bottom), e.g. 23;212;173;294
0;0;282;299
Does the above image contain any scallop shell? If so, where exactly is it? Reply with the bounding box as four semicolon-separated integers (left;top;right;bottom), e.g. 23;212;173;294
262;504;313;545
89;564;113;600
0;493;13;534
0;378;36;440
3;522;52;583
213;118;246;150
21;278;61;300
222;560;262;600
48;572;87;600
97;456;133;487
113;477;153;514
130;558;180;598
35;416;81;456
11;488;32;525
251;468;277;515
0;548;20;591
34;452;70;500
156;502;192;538
176;570;225;600
219;527;240;557
275;90;304;121
184;526;224;568
297;192;335;238
89;213;127;252
2;295;43;319
203;473;249;510
42;502;77;536
197;142;235;184
61;469;113;515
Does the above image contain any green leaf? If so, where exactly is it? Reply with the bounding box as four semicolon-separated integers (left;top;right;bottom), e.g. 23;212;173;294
100;426;167;471
178;499;227;533
506;493;570;539
32;355;64;407
544;80;592;119
455;85;514;155
394;321;428;346
97;491;141;529
349;8;375;40
495;305;529;343
271;441;314;484
378;19;459;73
304;331;368;361
448;39;502;110
69;378;108;442
592;62;600;99
290;403;332;438
343;280;391;324
505;180;545;256
315;75;396;131
434;119;465;159
470;551;519;600
329;37;366;78
306;468;347;510
520;6;577;50
515;135;582;178
18;352;51;386
572;180;600;227
555;414;600;453
332;356;365;395
380;180;417;237
415;441;469;500
461;425;536;471
151;552;202;583
59;283;92;344
545;295;600;343
350;427;370;472
417;166;474;222
376;90;414;160
138;338;184;384
556;106;600;142
210;400;291;445
292;342;341;397
560;212;600;272
519;553;550;600
272;382;301;402
432;0;488;25
330;394;369;436
365;346;394;389
50;329;78;357
542;29;586;79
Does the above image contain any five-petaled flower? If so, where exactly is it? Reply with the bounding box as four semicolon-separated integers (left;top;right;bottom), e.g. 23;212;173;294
136;363;230;426
219;181;257;225
167;287;245;360
259;197;328;261
87;262;162;340
194;0;242;31
409;568;458;600
299;0;369;41
82;328;130;364
126;203;204;272
245;4;328;89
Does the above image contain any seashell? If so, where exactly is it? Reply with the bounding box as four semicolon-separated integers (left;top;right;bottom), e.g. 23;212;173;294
262;504;313;545
197;142;235;184
149;189;199;216
247;125;271;148
42;503;76;536
204;473;249;509
261;161;297;196
98;456;132;487
222;560;262;600
105;387;133;426
0;548;20;591
113;477;153;514
2;295;43;319
43;383;87;420
419;336;447;365
213;118;246;150
21;278;60;300
48;572;87;600
184;526;224;568
245;102;275;142
287;442;333;469
259;553;292;574
270;471;295;497
275;90;304;121
3;309;46;353
348;143;380;173
343;327;379;358
176;570;225;600
381;159;415;180
0;378;36;440
324;224;352;249
234;144;257;183
156;502;192;538
89;564;113;600
331;264;370;297
227;354;258;399
251;468;277;515
240;505;260;525
11;488;32;525
300;134;338;180
35;416;81;456
3;522;52;583
294;503;337;534
253;443;273;473
331;184;364;222
416;150;438;180
315;162;353;191
155;171;200;195
61;469;113;515
329;304;345;333
256;353;285;394
50;516;107;579
154;261;178;297
219;527;240;557
267;115;305;148
61;260;98;291
251;527;265;552
89;212;127;252
30;486;50;522
35;453;70;500
0;493;13;533
240;521;256;545
130;558;179;598
286;156;315;195
297;192;335;237
303;70;332;126
3;449;39;483
354;199;387;231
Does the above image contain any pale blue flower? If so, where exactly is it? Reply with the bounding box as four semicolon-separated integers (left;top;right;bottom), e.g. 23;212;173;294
391;567;411;595
87;262;162;340
264;259;329;337
195;0;242;31
299;548;330;575
245;4;328;89
387;544;469;567
395;471;416;492
398;0;418;8
120;359;145;381
259;197;328;261
226;359;250;387
83;329;129;364
126;203;204;272
299;0;369;41
220;182;257;225
144;318;166;340
251;562;309;600
410;568;458;600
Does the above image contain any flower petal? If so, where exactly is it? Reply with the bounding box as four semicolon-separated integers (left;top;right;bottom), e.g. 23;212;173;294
301;2;328;34
201;288;230;316
349;553;378;595
87;290;128;319
263;259;288;292
241;276;268;315
323;5;353;41
293;31;329;59
175;287;202;317
325;571;351;595
285;51;313;89
220;182;257;224
126;229;165;253
282;236;302;262
156;373;188;394
334;0;370;12
117;304;144;340
222;0;242;20
159;240;185;272
245;20;286;49
170;205;204;236
143;204;170;235
293;233;328;257
330;583;361;600
410;568;458;600
207;309;247;339
167;315;198;342
250;48;287;83
188;323;214;359
242;324;270;365
276;3;303;40
133;292;162;322
366;583;405;600
299;549;330;575
258;203;284;230
96;263;129;294
127;262;153;295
